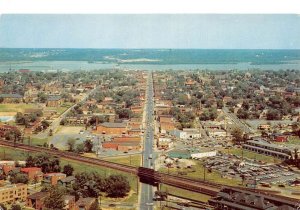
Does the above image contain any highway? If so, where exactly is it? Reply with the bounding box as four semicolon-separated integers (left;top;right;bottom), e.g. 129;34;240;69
140;72;155;210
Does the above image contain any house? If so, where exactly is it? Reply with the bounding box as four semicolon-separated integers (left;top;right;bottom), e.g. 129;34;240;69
43;173;66;185
26;191;49;210
0;163;15;176
0;183;27;204
58;176;76;188
20;167;43;182
47;95;63;107
206;128;227;139
0;93;23;103
76;197;97;210
96;122;127;135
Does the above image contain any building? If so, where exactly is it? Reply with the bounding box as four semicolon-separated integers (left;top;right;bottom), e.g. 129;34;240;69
190;150;217;159
20;167;43;182
26;191;49;210
270;133;289;142
43;173;66;185
46;95;63;107
76;197;97;210
169;129;201;140
96;122;127;135
0;183;27;204
243;139;293;159
206;128;227;139
58;176;76;188
157;137;173;149
209;187;299;210
0;94;23;103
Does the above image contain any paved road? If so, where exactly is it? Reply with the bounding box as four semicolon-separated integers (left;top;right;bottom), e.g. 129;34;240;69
222;106;254;134
34;87;99;139
140;72;155;210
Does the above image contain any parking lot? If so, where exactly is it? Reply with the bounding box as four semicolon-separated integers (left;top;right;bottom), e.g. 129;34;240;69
204;154;300;186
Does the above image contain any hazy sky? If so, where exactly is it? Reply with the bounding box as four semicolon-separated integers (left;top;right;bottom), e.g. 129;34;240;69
0;14;299;49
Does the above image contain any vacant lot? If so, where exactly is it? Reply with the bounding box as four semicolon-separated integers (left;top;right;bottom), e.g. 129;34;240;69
103;154;141;167
0;103;39;113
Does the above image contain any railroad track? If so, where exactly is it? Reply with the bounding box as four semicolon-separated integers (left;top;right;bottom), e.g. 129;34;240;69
1;140;299;203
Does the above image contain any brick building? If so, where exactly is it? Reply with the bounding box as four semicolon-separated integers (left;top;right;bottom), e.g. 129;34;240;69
43;173;66;185
0;183;27;204
20;167;43;182
96;122;127;135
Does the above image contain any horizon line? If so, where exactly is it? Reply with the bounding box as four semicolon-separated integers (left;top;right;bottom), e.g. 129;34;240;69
0;47;300;50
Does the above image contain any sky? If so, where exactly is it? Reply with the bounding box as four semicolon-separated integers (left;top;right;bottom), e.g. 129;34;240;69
0;14;299;49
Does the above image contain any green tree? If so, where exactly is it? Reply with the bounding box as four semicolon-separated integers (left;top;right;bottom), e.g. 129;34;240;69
105;174;130;197
76;143;85;153
84;140;93;152
9;171;28;184
231;127;244;144
63;164;74;176
67;139;76;152
44;186;66;210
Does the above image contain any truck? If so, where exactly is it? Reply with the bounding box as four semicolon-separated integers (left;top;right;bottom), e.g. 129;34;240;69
148;154;153;159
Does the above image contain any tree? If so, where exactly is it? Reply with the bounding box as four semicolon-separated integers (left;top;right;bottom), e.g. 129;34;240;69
84;140;93;152
67;139;76;152
9;171;28;184
105;175;130;197
76;143;85;153
216;99;224;109
231;127;244;144
63;164;74;176
44;186;66;210
11;204;21;210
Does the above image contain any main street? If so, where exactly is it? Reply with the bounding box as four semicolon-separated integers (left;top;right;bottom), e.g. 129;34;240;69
140;72;155;210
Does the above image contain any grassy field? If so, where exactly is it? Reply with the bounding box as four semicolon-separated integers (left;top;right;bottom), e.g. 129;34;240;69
160;184;212;202
0;103;39;113
0;146;138;205
102;154;141;167
22;137;49;146
159;160;241;187
225;148;281;164
286;136;300;145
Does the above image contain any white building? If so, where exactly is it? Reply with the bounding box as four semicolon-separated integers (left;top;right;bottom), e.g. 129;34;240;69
191;150;217;159
169;129;201;140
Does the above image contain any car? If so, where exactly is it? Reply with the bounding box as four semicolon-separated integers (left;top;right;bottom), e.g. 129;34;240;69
146;202;153;206
79;130;84;134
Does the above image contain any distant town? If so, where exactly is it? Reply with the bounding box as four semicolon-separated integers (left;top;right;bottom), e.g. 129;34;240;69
0;68;299;210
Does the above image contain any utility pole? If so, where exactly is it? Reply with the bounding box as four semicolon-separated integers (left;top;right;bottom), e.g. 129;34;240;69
203;163;206;181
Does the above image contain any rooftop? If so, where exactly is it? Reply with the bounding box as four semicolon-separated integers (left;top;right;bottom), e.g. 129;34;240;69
100;122;127;128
